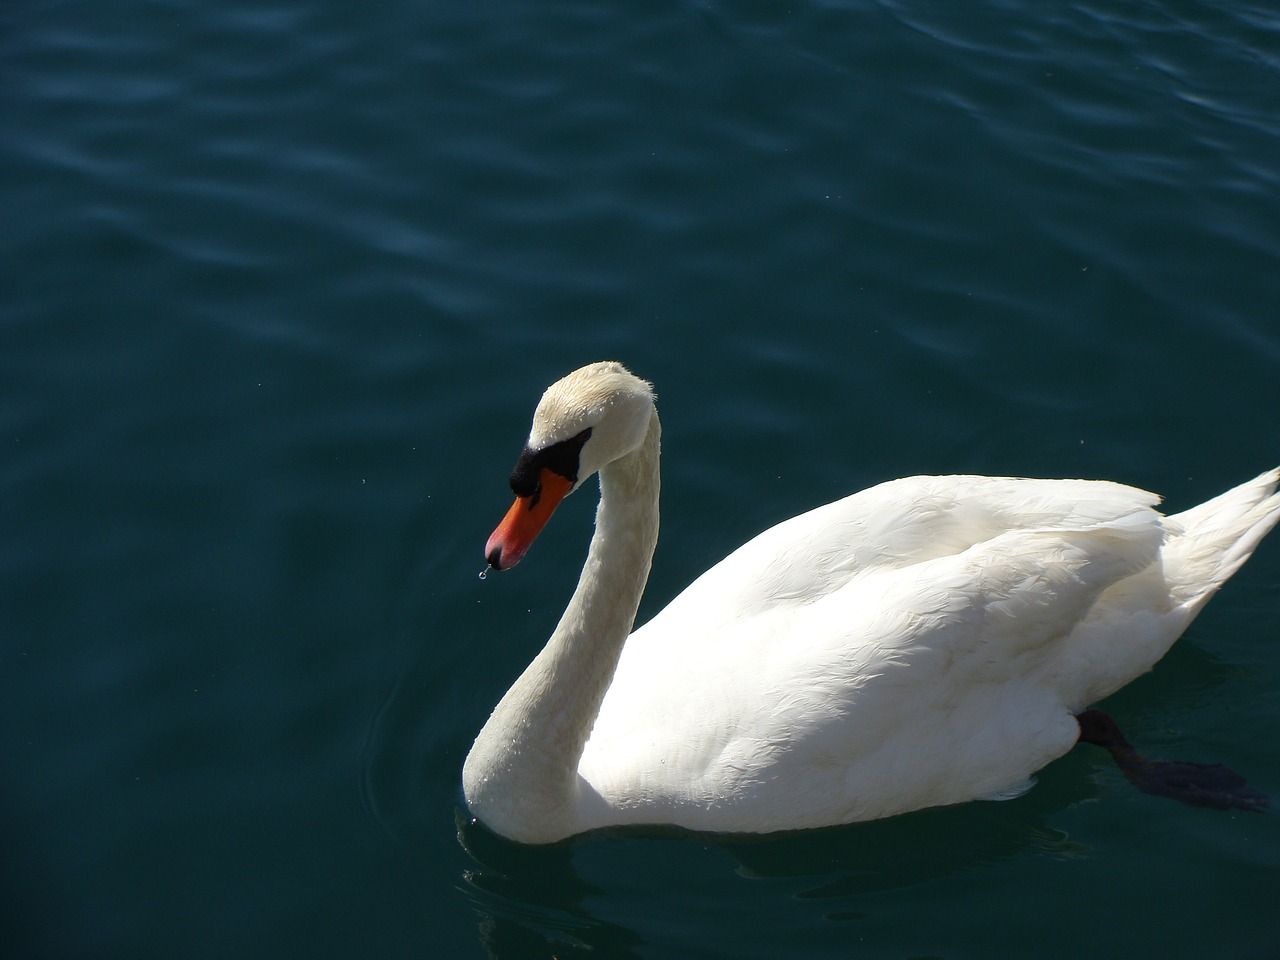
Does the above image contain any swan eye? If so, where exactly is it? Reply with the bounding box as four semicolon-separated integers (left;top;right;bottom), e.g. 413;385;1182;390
508;428;592;499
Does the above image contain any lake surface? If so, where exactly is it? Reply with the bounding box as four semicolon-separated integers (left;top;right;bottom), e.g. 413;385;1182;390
4;1;1280;957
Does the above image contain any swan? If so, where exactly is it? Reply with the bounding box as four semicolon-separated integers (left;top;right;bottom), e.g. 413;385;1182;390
463;361;1279;844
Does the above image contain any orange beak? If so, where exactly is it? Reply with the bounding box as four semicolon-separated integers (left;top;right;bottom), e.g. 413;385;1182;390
484;469;574;570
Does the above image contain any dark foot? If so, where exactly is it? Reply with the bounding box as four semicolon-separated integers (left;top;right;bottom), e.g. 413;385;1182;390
1075;710;1269;813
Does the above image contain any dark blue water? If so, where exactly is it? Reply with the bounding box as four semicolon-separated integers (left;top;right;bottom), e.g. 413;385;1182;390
4;2;1279;957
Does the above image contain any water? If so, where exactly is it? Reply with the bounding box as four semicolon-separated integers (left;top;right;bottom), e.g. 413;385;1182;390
4;1;1280;957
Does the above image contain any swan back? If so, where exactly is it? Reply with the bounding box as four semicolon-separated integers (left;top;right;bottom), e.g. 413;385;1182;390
575;470;1279;834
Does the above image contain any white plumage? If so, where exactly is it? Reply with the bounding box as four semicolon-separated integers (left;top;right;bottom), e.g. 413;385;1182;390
464;362;1280;843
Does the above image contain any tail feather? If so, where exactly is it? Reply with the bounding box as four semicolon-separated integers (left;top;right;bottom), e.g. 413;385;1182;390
1165;467;1280;608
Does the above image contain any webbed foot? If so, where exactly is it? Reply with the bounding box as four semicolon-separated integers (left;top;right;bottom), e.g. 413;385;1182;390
1075;709;1269;813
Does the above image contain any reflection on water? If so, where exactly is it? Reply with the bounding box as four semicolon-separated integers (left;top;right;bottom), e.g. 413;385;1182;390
458;812;644;960
454;762;1098;959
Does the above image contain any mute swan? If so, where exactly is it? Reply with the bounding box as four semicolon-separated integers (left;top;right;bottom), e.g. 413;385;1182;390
464;361;1279;844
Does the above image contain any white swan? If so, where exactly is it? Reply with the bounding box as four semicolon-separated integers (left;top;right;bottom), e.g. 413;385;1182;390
463;361;1280;844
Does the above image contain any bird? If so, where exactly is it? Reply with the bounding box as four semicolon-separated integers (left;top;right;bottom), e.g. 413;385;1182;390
463;361;1278;844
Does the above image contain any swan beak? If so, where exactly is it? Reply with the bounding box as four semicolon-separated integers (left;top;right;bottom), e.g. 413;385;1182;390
485;470;574;571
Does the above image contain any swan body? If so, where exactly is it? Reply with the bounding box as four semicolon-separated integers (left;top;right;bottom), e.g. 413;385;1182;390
464;361;1280;843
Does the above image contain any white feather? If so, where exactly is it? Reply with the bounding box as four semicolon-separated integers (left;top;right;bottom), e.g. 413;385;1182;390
465;363;1280;842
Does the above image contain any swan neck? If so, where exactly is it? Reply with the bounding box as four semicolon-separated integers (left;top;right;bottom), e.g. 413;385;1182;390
463;411;660;843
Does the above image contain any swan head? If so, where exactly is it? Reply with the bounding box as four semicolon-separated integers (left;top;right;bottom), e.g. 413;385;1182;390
485;361;655;571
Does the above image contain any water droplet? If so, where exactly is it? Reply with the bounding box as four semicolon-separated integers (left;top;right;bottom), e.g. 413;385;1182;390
477;568;488;580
